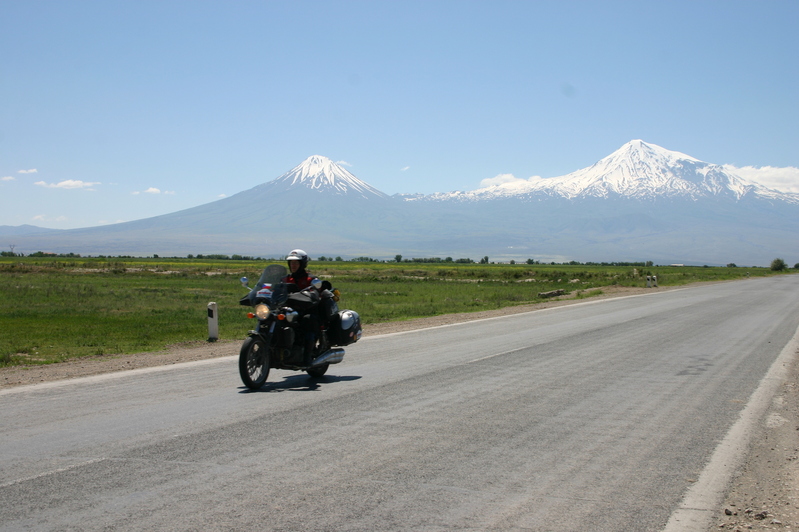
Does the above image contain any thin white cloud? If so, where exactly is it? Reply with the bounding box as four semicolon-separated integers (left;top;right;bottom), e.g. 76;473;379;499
1;176;14;181
34;179;100;189
480;173;545;188
723;165;799;193
401;166;410;171
32;214;67;222
133;187;175;195
18;169;37;174
481;173;520;187
218;193;227;198
336;160;353;167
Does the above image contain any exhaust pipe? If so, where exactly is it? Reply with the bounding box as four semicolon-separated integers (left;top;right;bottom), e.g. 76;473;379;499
310;348;345;367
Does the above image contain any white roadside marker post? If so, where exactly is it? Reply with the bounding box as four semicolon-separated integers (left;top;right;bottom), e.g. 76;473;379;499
207;302;219;342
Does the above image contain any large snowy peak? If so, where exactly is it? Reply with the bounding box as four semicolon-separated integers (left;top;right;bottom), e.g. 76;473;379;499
419;140;799;204
266;155;388;199
550;140;747;200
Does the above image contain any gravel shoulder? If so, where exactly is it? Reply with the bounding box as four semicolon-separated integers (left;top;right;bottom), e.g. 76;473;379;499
2;282;797;529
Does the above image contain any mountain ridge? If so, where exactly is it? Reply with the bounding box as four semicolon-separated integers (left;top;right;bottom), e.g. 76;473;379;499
408;140;799;204
2;141;797;266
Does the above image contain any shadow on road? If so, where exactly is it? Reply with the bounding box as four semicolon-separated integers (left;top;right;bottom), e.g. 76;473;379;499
238;373;361;393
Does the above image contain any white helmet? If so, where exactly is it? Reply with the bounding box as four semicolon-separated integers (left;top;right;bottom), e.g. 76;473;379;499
286;249;309;268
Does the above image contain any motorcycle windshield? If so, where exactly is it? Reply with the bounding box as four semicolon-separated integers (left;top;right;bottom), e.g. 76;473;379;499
256;264;287;288
250;264;290;306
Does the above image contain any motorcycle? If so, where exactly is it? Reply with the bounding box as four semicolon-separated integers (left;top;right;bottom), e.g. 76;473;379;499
237;264;361;390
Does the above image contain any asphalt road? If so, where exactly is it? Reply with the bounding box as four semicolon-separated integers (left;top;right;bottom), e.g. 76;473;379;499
2;276;799;531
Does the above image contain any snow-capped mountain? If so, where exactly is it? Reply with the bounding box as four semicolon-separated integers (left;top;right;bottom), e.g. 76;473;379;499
5;142;798;265
413;140;799;204
264;155;388;199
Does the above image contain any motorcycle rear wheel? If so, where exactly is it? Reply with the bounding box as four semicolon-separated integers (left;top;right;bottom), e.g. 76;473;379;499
239;336;270;390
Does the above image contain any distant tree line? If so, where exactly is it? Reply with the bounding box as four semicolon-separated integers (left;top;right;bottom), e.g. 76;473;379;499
2;251;83;257
582;261;654;267
4;250;797;270
186;254;260;260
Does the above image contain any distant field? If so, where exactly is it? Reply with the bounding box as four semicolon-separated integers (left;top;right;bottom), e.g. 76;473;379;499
0;257;787;367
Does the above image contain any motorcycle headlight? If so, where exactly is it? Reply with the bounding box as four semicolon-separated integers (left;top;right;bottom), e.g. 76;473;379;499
254;304;270;320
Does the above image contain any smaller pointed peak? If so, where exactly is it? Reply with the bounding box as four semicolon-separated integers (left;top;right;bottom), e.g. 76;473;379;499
301;155;333;165
270;155;389;199
296;155;337;173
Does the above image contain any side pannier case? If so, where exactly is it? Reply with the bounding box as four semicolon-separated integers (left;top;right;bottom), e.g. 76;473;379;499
329;310;362;346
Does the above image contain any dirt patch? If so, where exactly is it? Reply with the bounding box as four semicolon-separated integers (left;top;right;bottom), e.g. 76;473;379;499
2;281;797;530
713;351;799;530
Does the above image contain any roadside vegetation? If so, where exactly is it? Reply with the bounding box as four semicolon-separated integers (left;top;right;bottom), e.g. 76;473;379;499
0;256;793;367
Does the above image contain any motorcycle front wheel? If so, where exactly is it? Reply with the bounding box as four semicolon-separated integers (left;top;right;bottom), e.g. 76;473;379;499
239;336;270;390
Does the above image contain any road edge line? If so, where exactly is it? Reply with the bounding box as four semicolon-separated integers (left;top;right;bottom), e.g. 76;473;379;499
662;323;799;531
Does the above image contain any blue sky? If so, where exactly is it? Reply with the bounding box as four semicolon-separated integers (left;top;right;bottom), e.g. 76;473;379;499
1;0;797;229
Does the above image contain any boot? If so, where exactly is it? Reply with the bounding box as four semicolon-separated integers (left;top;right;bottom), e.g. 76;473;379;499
316;330;329;357
304;339;315;366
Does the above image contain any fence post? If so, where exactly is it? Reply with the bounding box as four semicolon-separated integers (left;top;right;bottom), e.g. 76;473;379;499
207;302;218;342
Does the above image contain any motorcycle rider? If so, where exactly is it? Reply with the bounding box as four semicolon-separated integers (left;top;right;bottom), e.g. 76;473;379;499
283;249;317;290
282;249;322;365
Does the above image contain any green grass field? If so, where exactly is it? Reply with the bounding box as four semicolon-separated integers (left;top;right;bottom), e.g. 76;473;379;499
0;257;789;367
